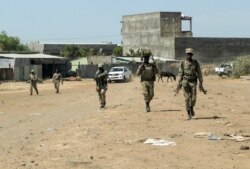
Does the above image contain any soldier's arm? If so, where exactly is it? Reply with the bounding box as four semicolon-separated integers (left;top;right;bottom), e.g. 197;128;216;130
177;61;184;84
98;70;108;79
196;61;203;84
153;64;159;74
136;65;143;76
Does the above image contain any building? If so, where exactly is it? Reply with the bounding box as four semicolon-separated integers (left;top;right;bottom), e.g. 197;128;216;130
0;53;69;81
122;12;250;63
28;42;117;56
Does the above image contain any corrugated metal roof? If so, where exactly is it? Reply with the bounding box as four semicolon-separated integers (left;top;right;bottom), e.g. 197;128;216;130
0;53;64;59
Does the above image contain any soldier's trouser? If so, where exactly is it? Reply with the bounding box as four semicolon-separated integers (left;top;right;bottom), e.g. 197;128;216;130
30;82;38;95
141;81;154;103
183;82;197;110
54;81;60;93
96;87;106;105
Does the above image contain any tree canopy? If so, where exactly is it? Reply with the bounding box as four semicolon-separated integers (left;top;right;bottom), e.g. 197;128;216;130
112;46;123;56
61;45;95;59
0;31;30;51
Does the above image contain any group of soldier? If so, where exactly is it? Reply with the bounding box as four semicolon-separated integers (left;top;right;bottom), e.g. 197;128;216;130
28;47;204;120
94;48;206;120
28;69;63;95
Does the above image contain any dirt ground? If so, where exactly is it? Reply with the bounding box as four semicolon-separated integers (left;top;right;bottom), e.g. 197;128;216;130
0;76;249;169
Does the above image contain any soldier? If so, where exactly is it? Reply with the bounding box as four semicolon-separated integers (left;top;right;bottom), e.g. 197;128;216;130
28;69;39;95
177;48;205;120
52;69;63;93
94;63;108;109
136;49;158;112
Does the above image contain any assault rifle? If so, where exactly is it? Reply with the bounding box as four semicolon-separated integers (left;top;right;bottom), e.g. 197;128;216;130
174;83;207;95
199;84;207;94
174;84;182;96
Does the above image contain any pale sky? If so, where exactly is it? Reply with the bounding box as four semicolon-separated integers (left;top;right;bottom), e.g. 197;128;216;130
1;0;250;44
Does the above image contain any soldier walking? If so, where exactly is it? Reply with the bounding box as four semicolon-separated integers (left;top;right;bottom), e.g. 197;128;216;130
176;48;205;120
94;63;108;109
136;49;158;112
52;69;63;93
28;69;39;95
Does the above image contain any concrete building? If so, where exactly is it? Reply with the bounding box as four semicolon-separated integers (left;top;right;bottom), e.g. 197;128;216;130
28;42;117;56
122;12;192;59
0;53;68;81
122;12;250;63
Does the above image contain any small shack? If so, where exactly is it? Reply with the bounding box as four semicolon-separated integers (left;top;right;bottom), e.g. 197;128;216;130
0;53;69;81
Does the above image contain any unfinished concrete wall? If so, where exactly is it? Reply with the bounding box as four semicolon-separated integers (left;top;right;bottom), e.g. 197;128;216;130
122;12;192;59
175;37;250;64
122;12;162;56
160;12;182;37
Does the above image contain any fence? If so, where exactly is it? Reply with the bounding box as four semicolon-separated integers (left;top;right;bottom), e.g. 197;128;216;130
78;61;179;78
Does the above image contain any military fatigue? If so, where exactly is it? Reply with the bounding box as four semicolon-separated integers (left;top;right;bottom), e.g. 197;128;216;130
137;63;158;112
29;73;38;95
178;59;203;117
94;69;108;108
53;72;62;93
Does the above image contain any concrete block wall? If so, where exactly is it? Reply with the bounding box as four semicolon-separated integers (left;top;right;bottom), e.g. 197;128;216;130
122;12;192;59
175;37;250;63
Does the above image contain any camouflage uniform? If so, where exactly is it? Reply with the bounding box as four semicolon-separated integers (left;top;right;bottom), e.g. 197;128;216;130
52;70;62;93
178;48;203;120
29;69;39;95
136;49;158;112
94;64;108;108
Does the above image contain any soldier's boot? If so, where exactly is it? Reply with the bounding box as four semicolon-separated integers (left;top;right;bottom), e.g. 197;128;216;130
191;106;195;116
100;100;105;109
146;102;150;112
30;92;32;95
186;107;192;120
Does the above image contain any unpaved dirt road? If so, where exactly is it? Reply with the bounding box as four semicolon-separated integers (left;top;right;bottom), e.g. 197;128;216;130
0;76;249;169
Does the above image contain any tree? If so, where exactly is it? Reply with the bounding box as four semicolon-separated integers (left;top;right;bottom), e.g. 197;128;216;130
113;46;123;56
125;48;142;57
61;45;83;59
0;31;30;51
61;45;95;59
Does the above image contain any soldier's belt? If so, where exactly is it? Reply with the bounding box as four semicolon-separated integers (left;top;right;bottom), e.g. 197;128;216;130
184;76;197;82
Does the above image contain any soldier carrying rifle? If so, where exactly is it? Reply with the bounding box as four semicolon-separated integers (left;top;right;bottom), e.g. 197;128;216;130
136;49;158;112
175;48;207;120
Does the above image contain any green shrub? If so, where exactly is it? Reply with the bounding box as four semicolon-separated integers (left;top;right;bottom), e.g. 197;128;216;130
233;55;250;77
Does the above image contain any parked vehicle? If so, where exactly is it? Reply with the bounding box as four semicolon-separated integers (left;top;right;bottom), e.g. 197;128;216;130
108;66;132;82
215;63;233;76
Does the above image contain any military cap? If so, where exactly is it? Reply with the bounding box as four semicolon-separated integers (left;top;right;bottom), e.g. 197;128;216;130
141;49;152;57
98;63;104;68
185;48;193;54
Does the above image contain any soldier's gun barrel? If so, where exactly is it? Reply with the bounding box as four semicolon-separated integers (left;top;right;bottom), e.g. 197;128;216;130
199;85;207;94
174;84;182;96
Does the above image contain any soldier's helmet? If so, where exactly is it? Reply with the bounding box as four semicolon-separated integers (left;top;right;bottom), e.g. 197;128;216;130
185;48;193;54
31;69;34;73
141;49;152;57
98;63;104;68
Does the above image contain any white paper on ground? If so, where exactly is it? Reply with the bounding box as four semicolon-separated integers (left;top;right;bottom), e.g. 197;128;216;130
144;138;176;146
